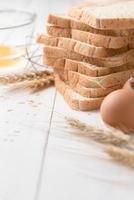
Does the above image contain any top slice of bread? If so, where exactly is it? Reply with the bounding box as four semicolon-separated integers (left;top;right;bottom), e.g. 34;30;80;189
68;1;134;29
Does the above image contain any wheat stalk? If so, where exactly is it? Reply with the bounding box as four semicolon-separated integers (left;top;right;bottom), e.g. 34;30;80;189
106;145;134;168
0;70;54;84
65;117;131;146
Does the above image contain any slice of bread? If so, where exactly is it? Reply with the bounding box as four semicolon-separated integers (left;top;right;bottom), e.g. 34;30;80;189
38;35;128;58
55;73;104;111
65;69;134;89
44;57;134;77
47;25;130;49
43;57;133;97
56;69;121;98
47;14;134;36
68;1;134;30
68;82;120;98
43;46;134;68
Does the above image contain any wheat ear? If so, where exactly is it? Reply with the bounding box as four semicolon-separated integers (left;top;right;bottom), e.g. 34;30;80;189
0;70;54;84
106;145;134;168
65;117;131;146
12;75;54;91
26;76;54;91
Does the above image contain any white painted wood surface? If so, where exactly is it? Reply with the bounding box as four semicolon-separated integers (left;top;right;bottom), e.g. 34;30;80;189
0;0;134;200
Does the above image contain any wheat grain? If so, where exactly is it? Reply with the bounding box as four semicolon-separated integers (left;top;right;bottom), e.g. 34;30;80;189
0;70;54;84
106;145;134;168
65;117;131;146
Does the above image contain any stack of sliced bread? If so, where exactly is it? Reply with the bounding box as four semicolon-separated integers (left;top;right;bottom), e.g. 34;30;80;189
38;0;134;111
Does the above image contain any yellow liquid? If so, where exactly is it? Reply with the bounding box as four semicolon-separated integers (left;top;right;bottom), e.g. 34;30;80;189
0;45;25;67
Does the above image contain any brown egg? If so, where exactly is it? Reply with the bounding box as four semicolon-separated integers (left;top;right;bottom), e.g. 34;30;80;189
100;78;134;133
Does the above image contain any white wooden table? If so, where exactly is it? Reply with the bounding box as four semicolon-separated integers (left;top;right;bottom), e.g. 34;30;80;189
0;0;134;200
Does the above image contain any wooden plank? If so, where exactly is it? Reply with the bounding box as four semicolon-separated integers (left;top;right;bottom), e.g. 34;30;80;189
0;85;56;200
